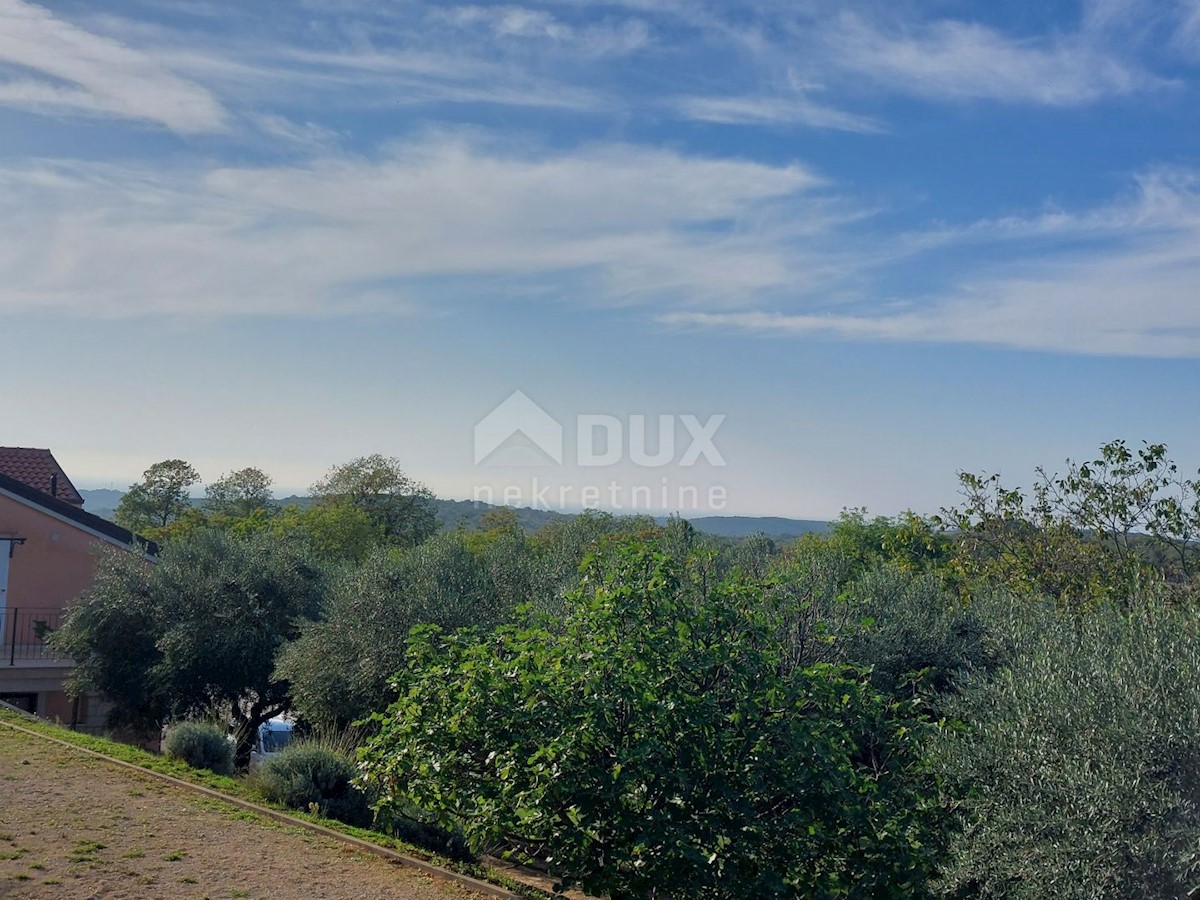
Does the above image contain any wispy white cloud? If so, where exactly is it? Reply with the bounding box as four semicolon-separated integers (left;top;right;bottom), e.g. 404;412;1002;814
0;138;821;318
442;5;650;56
1171;0;1200;56
674;91;882;133
660;169;1200;358
251;113;343;152
1081;0;1200;58
263;46;606;111
651;1;1179;133
0;4;619;135
1082;0;1157;35
564;1;1178;110
824;12;1166;106
661;253;1200;358
2;1;1196;361
9;0;1175;144
0;0;226;132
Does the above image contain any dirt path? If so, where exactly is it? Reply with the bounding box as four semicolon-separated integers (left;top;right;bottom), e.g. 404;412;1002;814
0;727;490;900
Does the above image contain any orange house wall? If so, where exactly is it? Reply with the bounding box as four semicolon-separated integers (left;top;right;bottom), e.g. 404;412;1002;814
0;492;133;728
0;492;111;613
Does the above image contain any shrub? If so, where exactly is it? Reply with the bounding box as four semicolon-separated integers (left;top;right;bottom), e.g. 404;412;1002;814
932;592;1200;898
766;551;1002;712
252;742;371;827
375;808;473;862
162;722;234;775
839;566;1002;704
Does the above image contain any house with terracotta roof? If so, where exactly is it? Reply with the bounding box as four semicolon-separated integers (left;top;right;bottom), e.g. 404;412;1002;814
0;448;155;729
0;447;86;507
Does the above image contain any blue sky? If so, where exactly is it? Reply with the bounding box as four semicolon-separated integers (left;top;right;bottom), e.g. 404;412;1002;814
2;0;1199;518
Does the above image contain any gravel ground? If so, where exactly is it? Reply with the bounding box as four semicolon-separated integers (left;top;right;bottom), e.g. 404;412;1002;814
0;726;492;900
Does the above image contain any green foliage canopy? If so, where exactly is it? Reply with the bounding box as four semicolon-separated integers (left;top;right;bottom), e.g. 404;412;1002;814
114;458;200;536
55;529;325;761
311;454;438;547
268;501;384;563
204;466;274;519
358;543;947;899
939;440;1200;605
933;593;1200;898
276;531;508;729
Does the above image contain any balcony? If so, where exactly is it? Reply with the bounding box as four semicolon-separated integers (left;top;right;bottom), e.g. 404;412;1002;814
2;607;70;667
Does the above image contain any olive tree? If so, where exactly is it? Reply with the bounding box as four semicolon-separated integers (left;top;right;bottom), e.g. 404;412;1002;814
276;531;507;728
55;529;325;763
932;592;1200;898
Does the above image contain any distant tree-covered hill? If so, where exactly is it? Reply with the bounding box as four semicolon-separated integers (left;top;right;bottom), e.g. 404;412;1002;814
682;516;830;539
76;488;124;520
78;489;827;540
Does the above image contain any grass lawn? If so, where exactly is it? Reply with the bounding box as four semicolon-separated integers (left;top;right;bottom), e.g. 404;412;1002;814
0;716;505;899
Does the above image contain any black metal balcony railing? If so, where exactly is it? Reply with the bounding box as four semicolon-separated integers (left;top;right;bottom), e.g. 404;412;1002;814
2;607;70;666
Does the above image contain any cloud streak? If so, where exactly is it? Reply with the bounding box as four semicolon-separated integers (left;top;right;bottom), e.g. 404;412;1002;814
2;0;1182;143
0;138;821;318
674;92;883;133
660;169;1200;358
0;0;225;132
824;12;1165;106
440;5;650;57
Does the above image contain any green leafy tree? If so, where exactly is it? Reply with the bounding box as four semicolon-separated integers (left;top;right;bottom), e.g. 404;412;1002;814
477;525;543;614
728;532;778;580
941;472;1142;608
114;459;200;535
358;543;946;898
940;440;1200;605
794;508;951;580
146;506;212;544
55;529;325;763
205;467;274;519
311;455;438;547
477;506;521;535
269;502;384;563
527;509;658;617
1045;440;1200;581
763;539;997;712
834;566;999;706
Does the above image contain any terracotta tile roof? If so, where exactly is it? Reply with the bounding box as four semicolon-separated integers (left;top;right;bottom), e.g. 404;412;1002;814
0;448;85;506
